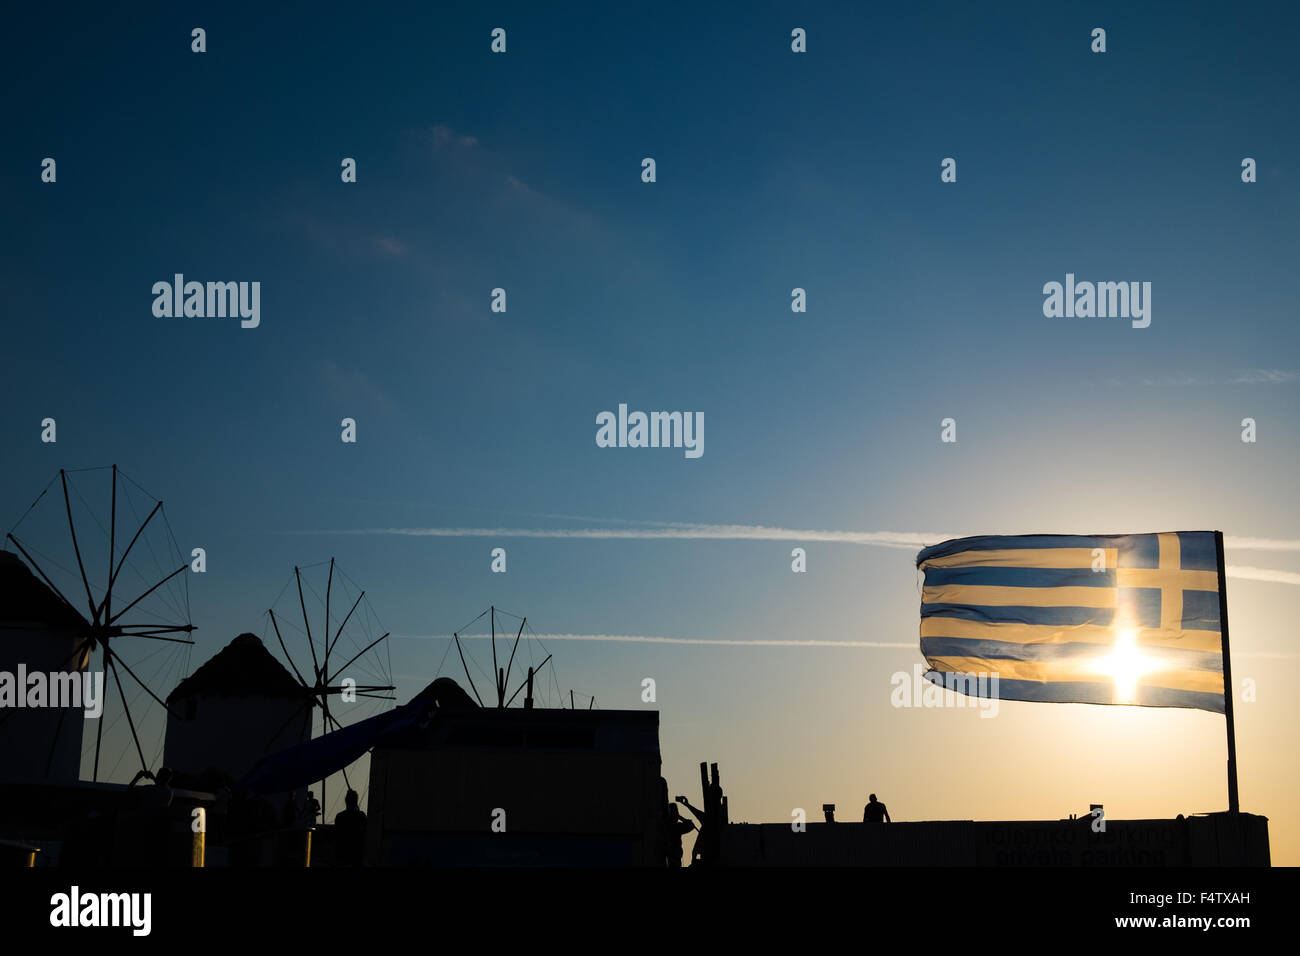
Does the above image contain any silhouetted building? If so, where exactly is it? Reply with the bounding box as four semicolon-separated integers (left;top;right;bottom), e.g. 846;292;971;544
0;550;91;783
366;682;661;866
718;813;1271;866
164;633;313;787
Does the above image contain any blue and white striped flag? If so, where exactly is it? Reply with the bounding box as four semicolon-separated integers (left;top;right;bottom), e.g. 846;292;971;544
916;532;1226;713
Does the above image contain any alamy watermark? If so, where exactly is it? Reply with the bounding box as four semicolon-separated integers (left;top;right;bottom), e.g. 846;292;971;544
1042;273;1150;328
0;668;104;717
50;886;151;936
891;664;999;717
152;274;260;328
596;404;703;459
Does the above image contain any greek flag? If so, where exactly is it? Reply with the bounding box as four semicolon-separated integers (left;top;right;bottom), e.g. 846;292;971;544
916;532;1227;713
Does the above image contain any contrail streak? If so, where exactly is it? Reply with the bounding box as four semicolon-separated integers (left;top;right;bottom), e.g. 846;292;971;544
293;523;1300;579
299;524;951;549
296;522;1300;552
396;632;1296;658
1225;565;1300;586
398;633;917;648
1223;537;1300;551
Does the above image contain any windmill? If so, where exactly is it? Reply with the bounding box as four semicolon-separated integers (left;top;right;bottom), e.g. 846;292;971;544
262;557;395;821
445;606;591;711
3;465;194;782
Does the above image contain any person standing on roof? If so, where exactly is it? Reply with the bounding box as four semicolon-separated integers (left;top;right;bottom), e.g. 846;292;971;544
863;793;891;822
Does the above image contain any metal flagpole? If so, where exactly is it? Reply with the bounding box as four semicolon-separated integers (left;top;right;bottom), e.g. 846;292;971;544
1215;531;1240;813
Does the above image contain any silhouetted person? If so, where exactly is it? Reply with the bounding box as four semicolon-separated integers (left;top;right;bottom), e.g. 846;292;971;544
863;793;891;822
664;803;696;868
127;769;155;788
333;789;367;866
303;791;321;825
679;782;723;865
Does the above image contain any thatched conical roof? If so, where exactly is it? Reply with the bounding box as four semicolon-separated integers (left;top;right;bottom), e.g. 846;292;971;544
0;549;87;631
168;632;308;702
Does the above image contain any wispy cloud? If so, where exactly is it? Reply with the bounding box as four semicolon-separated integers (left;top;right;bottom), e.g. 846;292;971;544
293;520;1300;554
430;124;479;151
1227;369;1299;385
301;523;944;549
289;521;1300;585
394;632;1296;658
293;214;413;261
369;236;408;258
1224;565;1300;586
1107;369;1300;387
423;123;607;239
1221;537;1300;551
398;633;916;649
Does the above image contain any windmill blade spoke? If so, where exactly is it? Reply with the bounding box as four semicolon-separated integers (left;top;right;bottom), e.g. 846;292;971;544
454;633;485;707
269;609;311;688
106;645;183;721
60;471;100;624
118;633;196;644
106;500;163;600
295;566;321;679
506;654;551;707
324;558;333;674
116;623;195;631
105;465;117;621
491;607;500;704
107;653;149;776
327;632;389;685
108;564;188;625
327;591;365;659
110;493;187;625
93;648;110;782
504;617;526;696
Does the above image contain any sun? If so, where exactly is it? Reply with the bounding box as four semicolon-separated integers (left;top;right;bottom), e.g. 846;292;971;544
1090;627;1167;704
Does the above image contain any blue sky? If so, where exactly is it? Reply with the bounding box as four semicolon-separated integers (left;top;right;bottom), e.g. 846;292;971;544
4;1;1299;856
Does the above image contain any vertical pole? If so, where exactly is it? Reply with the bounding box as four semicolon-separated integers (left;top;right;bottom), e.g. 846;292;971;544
320;698;328;829
1215;532;1240;814
699;761;712;865
93;647;108;782
106;465;116;621
490;607;498;703
324;558;333;680
525;666;534;710
497;668;505;708
504;618;525;696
